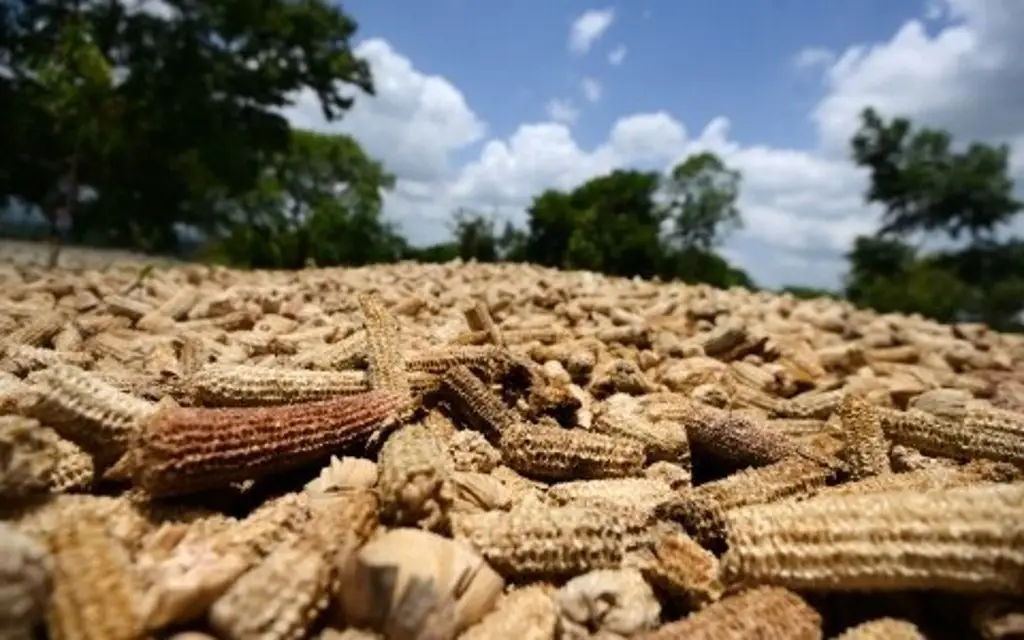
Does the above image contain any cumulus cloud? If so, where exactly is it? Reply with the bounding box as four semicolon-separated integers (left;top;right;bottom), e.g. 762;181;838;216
608;45;628;66
289;0;1024;287
580;77;603;103
793;46;835;70
569;8;616;55
546;99;579;125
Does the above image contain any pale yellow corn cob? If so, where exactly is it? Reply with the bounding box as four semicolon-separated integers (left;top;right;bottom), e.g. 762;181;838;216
442;365;518;438
187;363;372;406
103;294;154;320
448;429;501;473
84;332;140;363
452;506;628;580
51;324;83;352
450;471;514;513
464;299;505;346
3;344;91;376
889;444;956;472
49;436;95;493
818;459;1017;498
878;406;1024;468
635;586;822;640
972;598;1024;640
832;618;926;640
305;456;378;494
547;477;672;519
358;293;412;413
498;423;645;481
177;334;208;377
406;345;509;378
3;310;66;348
557;568;661;637
721;482;1024;594
656;455;834;550
376;423;455;531
0;416;57;498
0;522;53;640
777;390;845;420
46;515;147;640
458;584;559;640
127;390;403;496
594;393;689;462
643;461;692;489
0;370;33;411
837;393;891;480
729;382;785;415
136;286;198;332
317;629;382;640
209;537;334;640
640;529;723;610
23;363;154;467
289;329;367;370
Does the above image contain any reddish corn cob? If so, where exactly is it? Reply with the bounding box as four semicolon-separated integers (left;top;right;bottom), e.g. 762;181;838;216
128;390;403;496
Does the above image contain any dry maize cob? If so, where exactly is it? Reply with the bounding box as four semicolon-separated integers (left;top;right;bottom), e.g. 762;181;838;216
136;286;198;332
2;310;65;347
406;345;508;378
376;422;455;531
546;477;671;519
972;598;1024;640
831;618;926;640
23;364;154;467
359;293;413;413
836;393;891;480
46;515;148;640
464;299;505;346
0;522;53;640
0;416;57;498
452;506;628;580
684;408;801;470
594;393;689;463
103;294;154;320
635;586;822;640
498;422;645;481
448;429;501;473
721;482;1024;594
187;364;373;406
557;568;661;637
442;365;518;438
127;390;402;496
818;459;1017;498
878;406;1024;468
640;529;723;610
209;537;334;640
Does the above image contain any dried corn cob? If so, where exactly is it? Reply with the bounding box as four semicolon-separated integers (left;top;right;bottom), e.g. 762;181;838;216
972;598;1024;640
209;537;334;640
376;423;455;531
23;364;154;467
126;390;403;496
187;364;372;406
0;523;53;640
290;330;367;370
452;506;628;580
817;459;1017;498
721;482;1024;594
684;408;801;470
458;584;558;640
878;406;1024;468
464;299;505;346
635;586;822;640
557;568;661;637
656;455;834;550
2;310;65;347
547;477;671;519
46;515;147;640
442;365;518;438
640;529;723;610
832;618;926;640
136;286;198;332
50;436;95;493
406;345;508;377
448;429;501;473
0;416;57;498
498;423;645;481
359;293;412;414
594;393;689;463
836;393;891;480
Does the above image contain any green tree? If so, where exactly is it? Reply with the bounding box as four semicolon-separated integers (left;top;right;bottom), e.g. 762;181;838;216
851;107;1021;241
663;151;744;251
449;208;500;262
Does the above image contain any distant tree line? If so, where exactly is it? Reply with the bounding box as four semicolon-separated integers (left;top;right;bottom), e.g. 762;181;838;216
2;1;1021;330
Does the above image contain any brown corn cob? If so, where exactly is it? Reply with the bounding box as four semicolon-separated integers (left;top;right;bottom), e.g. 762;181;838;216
0;415;57;498
46;515;148;640
635;586;822;640
448;429;502;473
358;293;413;413
128;390;403;496
817;459;1017;498
644;460;693;489
376;422;455;531
187;364;373;406
136;286;198;332
777;390;845;420
878;406;1024;468
498;423;645;481
289;329;367;370
640;529;723;610
458;584;559;640
23;364;154;467
836;393;891;480
684;408;800;469
2;309;66;347
442;365;518;438
177;334;208;377
0;522;53;639
406;345;508;377
594;393;689;462
656;455;834;550
103;294;154;320
464;300;505;346
209;537;334;640
831;618;926;640
546;477;672;519
452;506;628;580
721;482;1024;594
0;369;33;411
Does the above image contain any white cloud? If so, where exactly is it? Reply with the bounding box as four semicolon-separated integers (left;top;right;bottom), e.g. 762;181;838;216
290;0;1024;288
569;8;615;55
608;45;628;66
581;77;603;103
546;99;579;125
793;46;835;70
